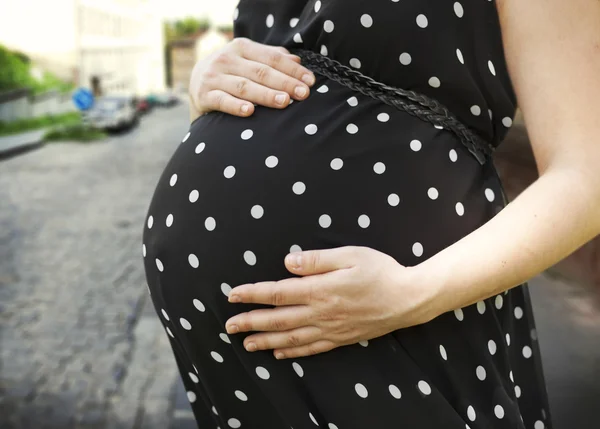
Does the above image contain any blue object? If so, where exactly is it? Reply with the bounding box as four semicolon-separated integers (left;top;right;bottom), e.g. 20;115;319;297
72;88;95;111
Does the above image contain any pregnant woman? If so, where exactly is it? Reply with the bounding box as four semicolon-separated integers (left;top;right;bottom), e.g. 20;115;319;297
143;1;600;428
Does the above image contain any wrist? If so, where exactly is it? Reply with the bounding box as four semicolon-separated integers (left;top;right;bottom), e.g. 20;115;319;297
403;259;449;324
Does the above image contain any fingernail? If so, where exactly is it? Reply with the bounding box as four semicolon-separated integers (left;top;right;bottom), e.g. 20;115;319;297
302;73;315;86
275;352;285;360
275;93;286;105
295;86;307;98
241;104;250;113
227;324;239;334
229;294;241;303
286;253;302;268
245;342;257;352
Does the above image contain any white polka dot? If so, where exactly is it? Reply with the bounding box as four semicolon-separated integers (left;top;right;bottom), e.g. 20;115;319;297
187;391;196;403
323;20;334;32
412;242;424;257
522;345;532;359
212;406;218;415
534;421;544;429
265;155;278;168
293;33;303;43
189;372;199;383
358;340;369;347
234;390;248;401
470;105;481;116
416;14;428;28
454;308;464;321
399;52;412;65
506;333;511;346
489;109;493;119
165;214;173;227
477;301;486;314
358;215;370;228
439;345;448;360
347;96;358;107
360;14;373;27
514;306;524;319
428;77;441;88
389;384;402;399
355;383;368;398
531;328;538;340
427;187;439;200
180;318;192;330
467;405;476;421
485;188;495;202
188;254;199;268
488;340;497;355
155;258;164;272
502;117;513;127
495;295;504;309
293;182;306;195
455;202;465;216
290;17;299;27
330;158;343;170
228;418;241;428
309;413;318;425
349;58;361;69
388;193;400;206
256;366;270;379
266;14;274;28
147;216;154;229
314;0;321;12
476;365;486;381
189;190;199;203
292;362;304;377
169;174;178;186
221;283;232;297
241;129;253;140
488;60;496;76
515;385;522;398
454;2;464;18
195;142;205;154
346;123;359;134
434;124;444;130
305;124;318;135
161;309;169;321
494;405;505;419
220;333;231;343
373;162;386;174
328;423;339;429
251;205;264;219
205;217;216;231
193;299;205;312
319;214;332;228
316;85;329;93
377;112;390;122
166;327;174;338
182;132;190;143
417;380;431;395
290;244;302;253
456;48;464;64
224;166;236;179
233;8;239;20
211;351;224;363
142;244;146;257
449;149;458;162
244;250;257;266
320;45;328;56
410;139;422;151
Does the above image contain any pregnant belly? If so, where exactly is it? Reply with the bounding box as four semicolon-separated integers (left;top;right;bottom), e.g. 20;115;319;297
143;76;503;294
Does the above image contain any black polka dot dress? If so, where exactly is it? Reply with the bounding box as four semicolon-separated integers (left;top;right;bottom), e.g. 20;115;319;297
142;1;553;428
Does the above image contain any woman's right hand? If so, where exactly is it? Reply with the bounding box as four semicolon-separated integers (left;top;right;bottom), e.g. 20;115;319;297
189;37;316;121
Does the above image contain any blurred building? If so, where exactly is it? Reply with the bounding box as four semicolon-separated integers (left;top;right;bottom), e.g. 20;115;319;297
0;0;165;96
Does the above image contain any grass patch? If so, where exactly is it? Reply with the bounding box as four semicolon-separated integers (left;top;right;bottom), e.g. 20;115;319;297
45;124;106;143
0;112;81;136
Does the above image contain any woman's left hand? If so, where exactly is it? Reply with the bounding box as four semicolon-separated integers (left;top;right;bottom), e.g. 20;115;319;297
225;246;439;359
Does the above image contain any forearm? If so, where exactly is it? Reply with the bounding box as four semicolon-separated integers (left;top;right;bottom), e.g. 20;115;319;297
414;166;600;318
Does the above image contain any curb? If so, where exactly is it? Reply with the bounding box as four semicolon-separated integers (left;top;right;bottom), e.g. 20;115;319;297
0;139;45;161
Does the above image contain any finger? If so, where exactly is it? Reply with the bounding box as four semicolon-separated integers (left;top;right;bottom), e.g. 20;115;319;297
225;305;312;334
273;340;336;359
203;89;255;116
228;276;317;305
219;74;294;108
285;246;357;275
237;42;316;87
243;326;321;351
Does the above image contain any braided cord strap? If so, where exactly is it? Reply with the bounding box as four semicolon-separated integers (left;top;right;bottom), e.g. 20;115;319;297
290;48;494;165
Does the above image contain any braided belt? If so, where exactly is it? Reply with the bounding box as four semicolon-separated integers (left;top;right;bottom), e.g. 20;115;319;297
290;48;494;165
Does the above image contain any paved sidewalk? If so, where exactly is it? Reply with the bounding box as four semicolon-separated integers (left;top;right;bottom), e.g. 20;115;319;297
0;129;47;159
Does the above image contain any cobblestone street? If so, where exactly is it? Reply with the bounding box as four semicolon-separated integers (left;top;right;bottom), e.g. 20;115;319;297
0;103;598;429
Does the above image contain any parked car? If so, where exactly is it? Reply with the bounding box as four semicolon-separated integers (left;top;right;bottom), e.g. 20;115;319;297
83;95;139;131
155;91;180;107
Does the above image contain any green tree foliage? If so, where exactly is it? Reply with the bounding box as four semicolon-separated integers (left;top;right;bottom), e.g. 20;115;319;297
164;17;211;43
